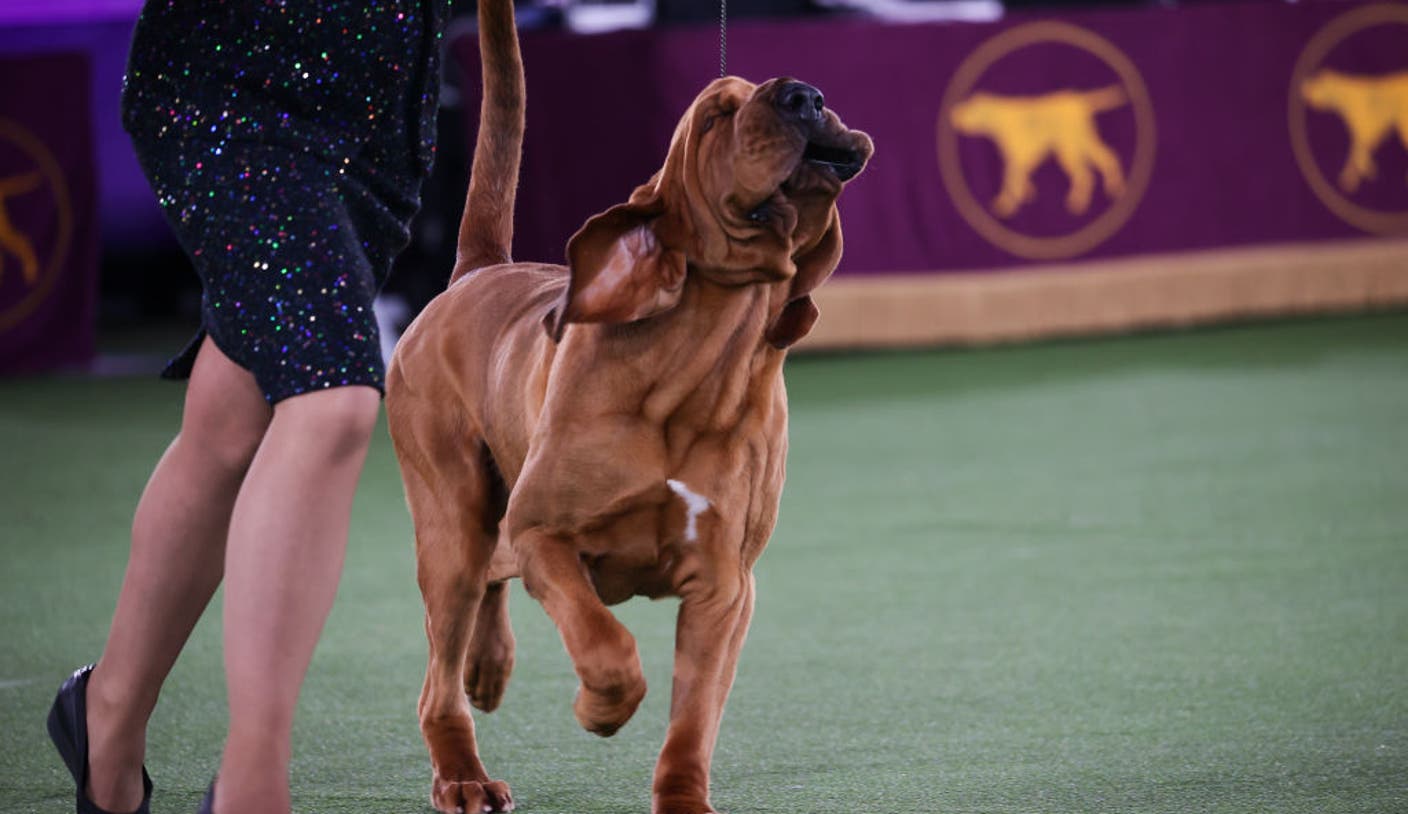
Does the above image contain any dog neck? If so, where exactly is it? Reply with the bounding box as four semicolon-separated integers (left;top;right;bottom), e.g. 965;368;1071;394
551;271;787;437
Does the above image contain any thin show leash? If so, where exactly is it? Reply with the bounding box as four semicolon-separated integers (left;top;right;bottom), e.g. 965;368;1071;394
719;0;727;77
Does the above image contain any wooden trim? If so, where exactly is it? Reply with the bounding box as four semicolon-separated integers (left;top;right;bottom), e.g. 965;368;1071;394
800;238;1408;350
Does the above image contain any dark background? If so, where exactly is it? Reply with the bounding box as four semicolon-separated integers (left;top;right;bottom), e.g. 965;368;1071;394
89;0;1269;330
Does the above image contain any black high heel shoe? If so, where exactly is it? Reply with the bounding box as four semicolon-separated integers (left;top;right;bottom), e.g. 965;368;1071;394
46;664;153;814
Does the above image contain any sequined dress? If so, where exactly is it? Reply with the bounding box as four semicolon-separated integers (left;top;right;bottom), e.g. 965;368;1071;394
121;0;452;402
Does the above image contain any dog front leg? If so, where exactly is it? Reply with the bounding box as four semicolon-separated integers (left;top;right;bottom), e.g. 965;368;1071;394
653;571;756;814
515;528;647;736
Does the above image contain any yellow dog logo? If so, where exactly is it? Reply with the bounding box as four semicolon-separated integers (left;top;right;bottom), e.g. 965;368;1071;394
0;169;43;289
936;21;1156;259
950;86;1129;218
0;117;76;333
1288;4;1408;236
1300;69;1408;193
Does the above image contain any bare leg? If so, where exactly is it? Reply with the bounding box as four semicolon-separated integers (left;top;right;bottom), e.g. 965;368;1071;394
212;384;381;814
84;338;271;812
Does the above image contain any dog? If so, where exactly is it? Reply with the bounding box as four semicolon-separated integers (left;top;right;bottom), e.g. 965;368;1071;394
1301;69;1408;193
950;86;1127;217
384;0;872;811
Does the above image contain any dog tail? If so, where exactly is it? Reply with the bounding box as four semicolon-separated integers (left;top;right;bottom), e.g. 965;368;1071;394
1083;85;1128;113
451;0;525;282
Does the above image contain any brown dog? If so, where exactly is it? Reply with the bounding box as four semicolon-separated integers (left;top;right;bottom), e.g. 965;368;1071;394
386;1;871;811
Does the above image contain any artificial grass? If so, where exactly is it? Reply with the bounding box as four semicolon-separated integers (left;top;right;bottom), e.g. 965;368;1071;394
1;313;1405;813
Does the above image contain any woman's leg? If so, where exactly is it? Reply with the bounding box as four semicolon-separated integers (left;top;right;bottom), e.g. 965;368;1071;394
84;338;272;812
212;384;382;814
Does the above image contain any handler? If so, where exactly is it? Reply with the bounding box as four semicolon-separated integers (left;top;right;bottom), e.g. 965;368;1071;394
46;2;452;812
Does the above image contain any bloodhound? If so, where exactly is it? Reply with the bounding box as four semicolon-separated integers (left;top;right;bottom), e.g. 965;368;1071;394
385;0;872;811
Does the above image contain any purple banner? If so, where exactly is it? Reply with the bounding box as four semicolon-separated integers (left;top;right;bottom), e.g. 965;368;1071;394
0;52;98;373
453;0;1408;275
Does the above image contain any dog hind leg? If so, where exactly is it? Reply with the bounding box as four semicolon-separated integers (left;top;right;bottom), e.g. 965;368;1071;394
465;580;515;712
391;415;514;814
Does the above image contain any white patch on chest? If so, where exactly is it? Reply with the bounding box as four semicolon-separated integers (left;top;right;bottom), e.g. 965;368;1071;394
666;479;711;543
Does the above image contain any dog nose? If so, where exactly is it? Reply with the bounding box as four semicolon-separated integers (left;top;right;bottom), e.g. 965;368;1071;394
777;81;824;124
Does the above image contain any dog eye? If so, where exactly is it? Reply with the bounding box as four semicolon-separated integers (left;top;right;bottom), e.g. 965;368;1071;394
701;107;735;135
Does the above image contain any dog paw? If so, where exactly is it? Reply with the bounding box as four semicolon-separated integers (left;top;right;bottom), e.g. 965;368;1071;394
431;777;515;814
573;667;646;736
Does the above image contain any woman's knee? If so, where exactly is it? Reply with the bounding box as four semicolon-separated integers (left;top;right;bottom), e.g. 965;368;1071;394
178;337;274;475
177;408;269;478
274;385;382;463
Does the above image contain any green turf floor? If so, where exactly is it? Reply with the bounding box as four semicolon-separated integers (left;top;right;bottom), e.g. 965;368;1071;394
2;314;1406;813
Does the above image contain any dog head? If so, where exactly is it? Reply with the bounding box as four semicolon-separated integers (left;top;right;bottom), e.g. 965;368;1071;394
547;76;873;348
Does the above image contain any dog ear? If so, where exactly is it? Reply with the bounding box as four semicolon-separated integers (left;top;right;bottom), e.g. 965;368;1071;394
765;207;842;349
545;200;687;342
